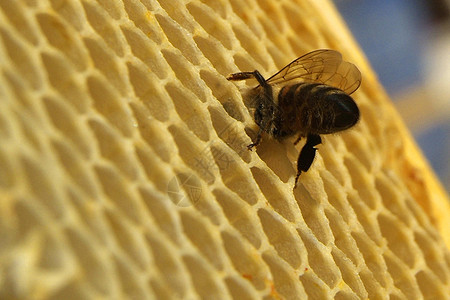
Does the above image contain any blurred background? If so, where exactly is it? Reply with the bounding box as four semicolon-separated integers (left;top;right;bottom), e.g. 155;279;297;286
334;0;450;193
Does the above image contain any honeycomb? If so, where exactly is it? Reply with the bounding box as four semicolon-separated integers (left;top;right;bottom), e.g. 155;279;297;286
1;0;450;299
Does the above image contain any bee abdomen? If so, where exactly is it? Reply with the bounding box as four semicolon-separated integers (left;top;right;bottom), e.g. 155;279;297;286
277;83;359;135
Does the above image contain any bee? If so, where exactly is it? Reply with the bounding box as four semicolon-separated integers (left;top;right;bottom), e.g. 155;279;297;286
227;49;362;189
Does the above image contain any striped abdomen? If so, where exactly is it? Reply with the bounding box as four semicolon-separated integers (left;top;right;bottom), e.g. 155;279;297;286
275;82;359;137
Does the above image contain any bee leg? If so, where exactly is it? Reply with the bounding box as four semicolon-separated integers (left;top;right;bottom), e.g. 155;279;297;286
294;134;322;189
247;128;263;150
227;72;256;81
227;71;269;88
293;134;304;145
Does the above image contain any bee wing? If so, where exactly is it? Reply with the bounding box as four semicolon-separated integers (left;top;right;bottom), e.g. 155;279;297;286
266;49;362;95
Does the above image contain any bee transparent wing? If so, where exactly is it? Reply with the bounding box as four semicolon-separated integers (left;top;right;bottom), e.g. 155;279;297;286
266;49;362;95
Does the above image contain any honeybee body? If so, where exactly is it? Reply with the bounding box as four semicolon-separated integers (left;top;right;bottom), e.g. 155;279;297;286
227;49;361;189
